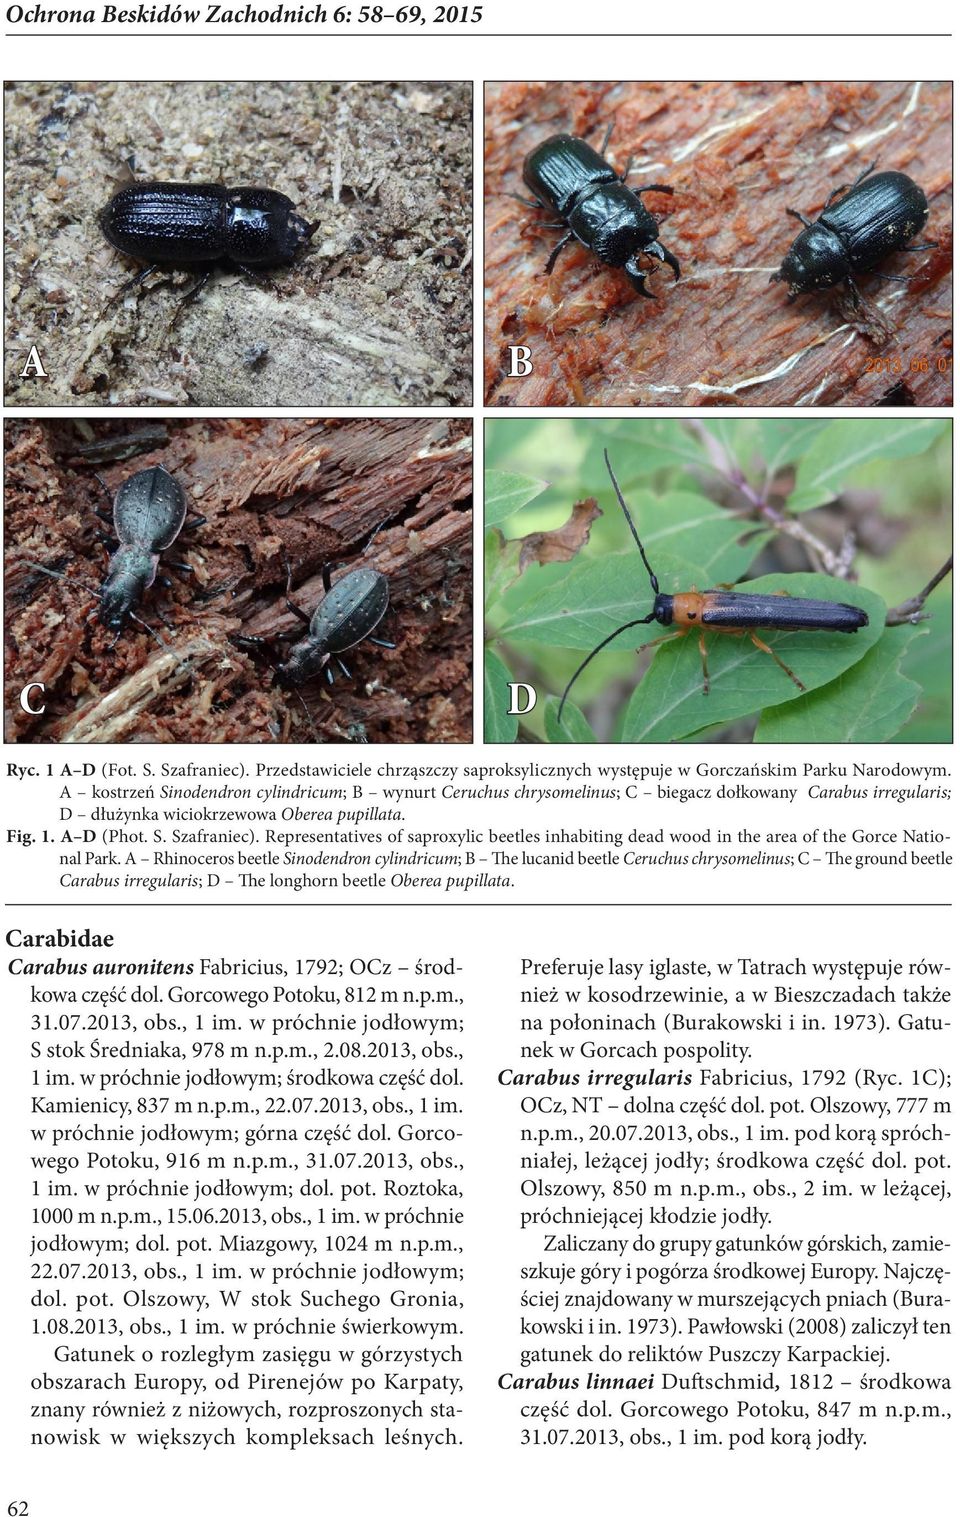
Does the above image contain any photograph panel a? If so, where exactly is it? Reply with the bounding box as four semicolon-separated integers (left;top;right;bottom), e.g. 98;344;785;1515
484;81;952;408
5;81;473;408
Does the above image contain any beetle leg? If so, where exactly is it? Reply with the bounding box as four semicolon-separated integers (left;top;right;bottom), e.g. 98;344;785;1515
166;271;214;329
106;263;161;308
843;275;862;308
336;658;353;680
785;208;814;228
233;263;270;284
283;591;313;627
184;512;207;531
280;552;314;625
848;159;878;190
92;474;115;511
507;192;544;209
367;636;396;650
749;631;806;691
901;240;937;253
820;184;852;211
873;272;911;283
698;628;711;695
544;231;575;275
598;121;615;157
324;665;336;686
635;183;675;196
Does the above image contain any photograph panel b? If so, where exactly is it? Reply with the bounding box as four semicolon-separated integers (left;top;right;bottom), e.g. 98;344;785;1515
484;81;952;408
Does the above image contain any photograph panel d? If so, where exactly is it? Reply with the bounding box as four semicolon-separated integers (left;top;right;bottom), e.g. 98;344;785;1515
5;417;472;744
484;81;952;408
483;417;951;744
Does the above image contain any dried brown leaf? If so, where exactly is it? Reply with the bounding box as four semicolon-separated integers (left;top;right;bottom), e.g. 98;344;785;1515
516;498;602;572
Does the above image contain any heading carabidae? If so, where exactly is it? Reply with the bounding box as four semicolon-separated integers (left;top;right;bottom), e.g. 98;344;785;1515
100;181;319;305
771;162;935;305
519;129;681;299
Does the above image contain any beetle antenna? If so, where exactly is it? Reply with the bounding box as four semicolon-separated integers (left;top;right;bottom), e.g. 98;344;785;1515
557;614;657;724
289;687;323;745
127;610;170;652
603;449;659;593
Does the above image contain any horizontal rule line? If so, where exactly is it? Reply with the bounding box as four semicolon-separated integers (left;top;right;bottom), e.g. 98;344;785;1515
5;902;950;909
5;30;951;36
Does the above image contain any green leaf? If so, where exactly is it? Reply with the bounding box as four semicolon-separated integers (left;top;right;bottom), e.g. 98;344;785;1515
755;625;926;743
483;648;518;743
790;419;947;511
896;609;952;743
484;469;548;527
597;418;720;479
544;694;596;744
496;488;767;648
484;526;522;615
618;574;885;744
758;419;834;479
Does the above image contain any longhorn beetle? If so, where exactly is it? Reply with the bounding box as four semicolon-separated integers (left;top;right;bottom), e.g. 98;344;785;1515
557;451;869;722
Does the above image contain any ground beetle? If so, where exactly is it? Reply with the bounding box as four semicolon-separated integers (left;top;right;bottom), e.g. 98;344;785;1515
771;161;935;305
558;451;868;720
94;464;205;638
238;524;396;685
100;180;319;307
518;128;680;298
272;560;393;689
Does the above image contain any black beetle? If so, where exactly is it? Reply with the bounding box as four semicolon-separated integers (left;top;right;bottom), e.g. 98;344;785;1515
94;464;205;635
275;563;392;689
771;162;935;305
99;181;319;305
518;128;680;298
238;542;395;691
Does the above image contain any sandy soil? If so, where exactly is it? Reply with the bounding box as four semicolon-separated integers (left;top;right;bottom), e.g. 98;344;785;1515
5;81;472;407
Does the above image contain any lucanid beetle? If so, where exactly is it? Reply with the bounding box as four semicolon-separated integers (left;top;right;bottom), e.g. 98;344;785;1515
558;451;869;721
99;180;319;306
518;127;680;299
771;162;935;306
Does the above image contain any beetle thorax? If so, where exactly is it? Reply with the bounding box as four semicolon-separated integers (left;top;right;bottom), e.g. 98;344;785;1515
99;546;157;628
570;182;658;267
782;221;849;293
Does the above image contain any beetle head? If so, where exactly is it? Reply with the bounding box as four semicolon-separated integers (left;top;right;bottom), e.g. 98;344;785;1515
277;640;330;689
